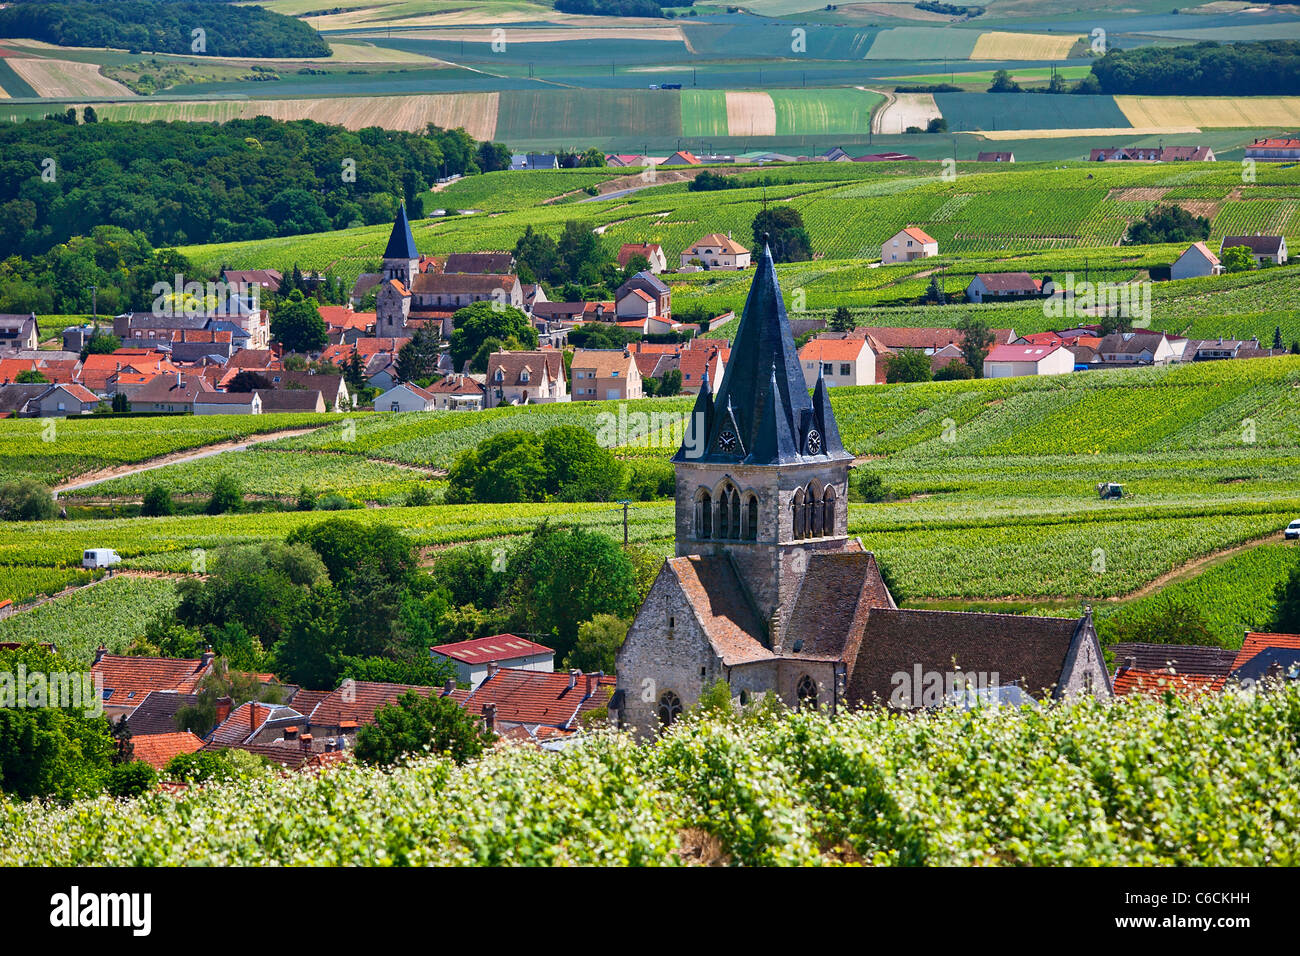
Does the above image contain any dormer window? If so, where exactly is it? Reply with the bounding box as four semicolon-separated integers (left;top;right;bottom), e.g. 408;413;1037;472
520;370;530;383
495;369;504;383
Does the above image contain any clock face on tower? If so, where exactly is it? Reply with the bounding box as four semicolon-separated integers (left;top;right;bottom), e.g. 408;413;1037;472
806;429;822;455
718;429;738;453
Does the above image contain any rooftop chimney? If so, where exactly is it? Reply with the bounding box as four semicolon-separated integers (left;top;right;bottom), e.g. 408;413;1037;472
481;702;496;733
1124;656;1136;669
487;660;500;680
283;726;298;741
93;645;108;665
215;695;232;726
443;678;456;696
568;668;580;689
300;732;313;752
584;671;602;697
200;646;215;670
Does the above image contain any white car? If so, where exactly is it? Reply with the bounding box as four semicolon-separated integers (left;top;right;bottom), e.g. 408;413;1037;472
1286;520;1300;541
82;548;122;569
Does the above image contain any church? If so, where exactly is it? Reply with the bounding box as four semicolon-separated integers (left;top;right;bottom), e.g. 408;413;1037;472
614;242;1111;736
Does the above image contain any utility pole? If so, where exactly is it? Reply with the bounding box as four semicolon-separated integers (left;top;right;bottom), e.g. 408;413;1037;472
617;500;632;546
89;285;97;324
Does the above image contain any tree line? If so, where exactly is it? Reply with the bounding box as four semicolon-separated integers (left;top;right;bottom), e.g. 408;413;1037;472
0;0;330;58
1089;40;1300;96
0;116;508;257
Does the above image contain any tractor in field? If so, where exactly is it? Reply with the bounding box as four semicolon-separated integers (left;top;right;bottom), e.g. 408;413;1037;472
1096;482;1125;500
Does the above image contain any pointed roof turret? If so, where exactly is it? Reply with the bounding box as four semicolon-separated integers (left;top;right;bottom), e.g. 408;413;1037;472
383;204;418;261
810;363;846;458
678;241;850;465
675;368;715;462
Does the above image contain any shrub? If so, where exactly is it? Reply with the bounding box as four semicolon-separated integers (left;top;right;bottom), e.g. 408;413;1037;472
105;761;158;798
206;474;243;515
140;484;175;517
0;479;56;521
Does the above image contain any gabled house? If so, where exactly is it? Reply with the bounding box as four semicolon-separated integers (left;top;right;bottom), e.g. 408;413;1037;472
798;337;877;387
0;313;39;352
570;348;642;401
881;227;938;264
462;666;614;735
425;373;486;411
966;272;1042;303
681;233;751;270
255;389;327;414
1097;330;1177;365
1245;137;1300;162
430;634;555;689
266;371;351;411
982;342;1074;378
1219;234;1288;266
31;383;99;416
977;151;1014;163
374;382;437;412
661;150;701;166
91;647;216;721
677;345;728;395
1171;241;1222;280
485;350;568;408
615;271;671;319
618;243;668;274
130;372;213;413
193;391;262;415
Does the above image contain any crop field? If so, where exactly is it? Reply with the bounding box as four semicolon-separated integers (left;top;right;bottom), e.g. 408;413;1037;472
4;56;132;97
0;565;99;607
8;687;1300;865
769;89;884;135
432;169;629;212
969;31;1080;60
494;90;681;143
0;576;179;665
95;93;500;138
1115;96;1300;130
864;27;981;60
0;413;340;486
934;93;1132;132
680;89;728;137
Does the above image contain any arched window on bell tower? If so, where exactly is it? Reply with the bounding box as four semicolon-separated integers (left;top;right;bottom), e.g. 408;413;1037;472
807;482;823;537
745;494;758;541
791;487;805;540
822;486;837;536
695;489;712;539
729;487;741;539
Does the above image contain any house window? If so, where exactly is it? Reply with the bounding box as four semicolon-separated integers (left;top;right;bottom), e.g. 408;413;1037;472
495;370;504;382
840;363;851;376
390;402;400;412
657;691;683;730
822;363;833;375
796;675;818;710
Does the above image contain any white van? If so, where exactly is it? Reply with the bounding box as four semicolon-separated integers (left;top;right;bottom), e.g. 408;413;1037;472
82;549;121;569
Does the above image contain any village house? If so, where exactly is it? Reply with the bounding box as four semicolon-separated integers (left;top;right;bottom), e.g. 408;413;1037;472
570;348;643;401
966;272;1043;303
462;666;614;737
425;373;487;411
374;382;437;412
1089;146;1215;162
1110;642;1236;698
129;733;206;771
91;647;216;722
1244;137;1300;162
1097;330;1178;365
798;336;878;387
429;634;555;690
0;313;39;352
256;389;328;414
976;151;1015;163
1184;337;1285;361
881;226;938;264
614;244;1111;737
265;371;351;412
677;345;728;395
130;372;214;413
1219;234;1288;266
681;233;751;271
615;271;671;319
617;243;668;274
982;342;1074;378
485;350;568;408
193;391;263;415
1171;241;1223;280
30;383;100;416
661;150;701;166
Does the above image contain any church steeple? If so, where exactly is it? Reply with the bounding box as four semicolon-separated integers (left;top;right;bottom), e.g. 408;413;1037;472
383;203;419;262
677;240;849;464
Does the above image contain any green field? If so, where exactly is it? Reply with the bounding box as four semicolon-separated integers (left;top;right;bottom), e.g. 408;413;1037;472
680;89;728;138
865;27;981;60
494;90;682;143
770;89;885;135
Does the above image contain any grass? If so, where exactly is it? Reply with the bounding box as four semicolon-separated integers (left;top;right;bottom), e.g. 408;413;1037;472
769;89;885;136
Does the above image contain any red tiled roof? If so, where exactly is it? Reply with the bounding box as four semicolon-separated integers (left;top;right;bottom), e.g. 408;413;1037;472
464;668;614;729
92;653;214;703
1111;667;1223;697
799;338;870;362
1230;632;1300;673
318;306;375;331
431;634;553;665
899;226;936;245
985;343;1063;363
308;681;438;728
131;732;205;770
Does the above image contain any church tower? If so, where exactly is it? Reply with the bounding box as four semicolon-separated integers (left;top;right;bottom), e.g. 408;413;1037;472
376;205;419;335
672;241;853;640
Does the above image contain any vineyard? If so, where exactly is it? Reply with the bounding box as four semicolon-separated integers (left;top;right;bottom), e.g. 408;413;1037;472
6;689;1300;864
180;161;1300;297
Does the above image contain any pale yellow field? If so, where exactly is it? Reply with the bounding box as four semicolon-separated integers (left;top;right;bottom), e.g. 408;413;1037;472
872;91;940;134
377;26;687;42
7;58;133;97
1116;96;1300;128
324;41;443;63
970;31;1082;60
979;125;1201;140
96;93;500;137
725;91;776;136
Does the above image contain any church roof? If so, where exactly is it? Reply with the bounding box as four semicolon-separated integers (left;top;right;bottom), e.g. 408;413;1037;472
383;205;419;261
785;551;895;662
668;556;773;665
846;608;1091;707
674;242;849;466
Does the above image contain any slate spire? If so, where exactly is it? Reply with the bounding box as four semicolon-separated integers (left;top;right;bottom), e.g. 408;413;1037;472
675;367;714;462
383;204;419;261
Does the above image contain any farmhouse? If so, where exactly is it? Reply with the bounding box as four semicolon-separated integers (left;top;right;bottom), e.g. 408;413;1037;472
966;272;1042;303
681;233;751;270
618;243;668;274
430;634;555;690
1171;241;1222;280
27;383;99;416
375;382;437;412
425;373;486;411
881;226;938;264
0;313;39;352
614;244;1111;737
798;336;878;387
615;271;671;319
1219;234;1288;266
982;342;1073;379
977;151;1015;163
485;350;568;408
1097;330;1178;365
662;150;701;166
1244;137;1300;162
91;647;216;722
570;348;643;401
